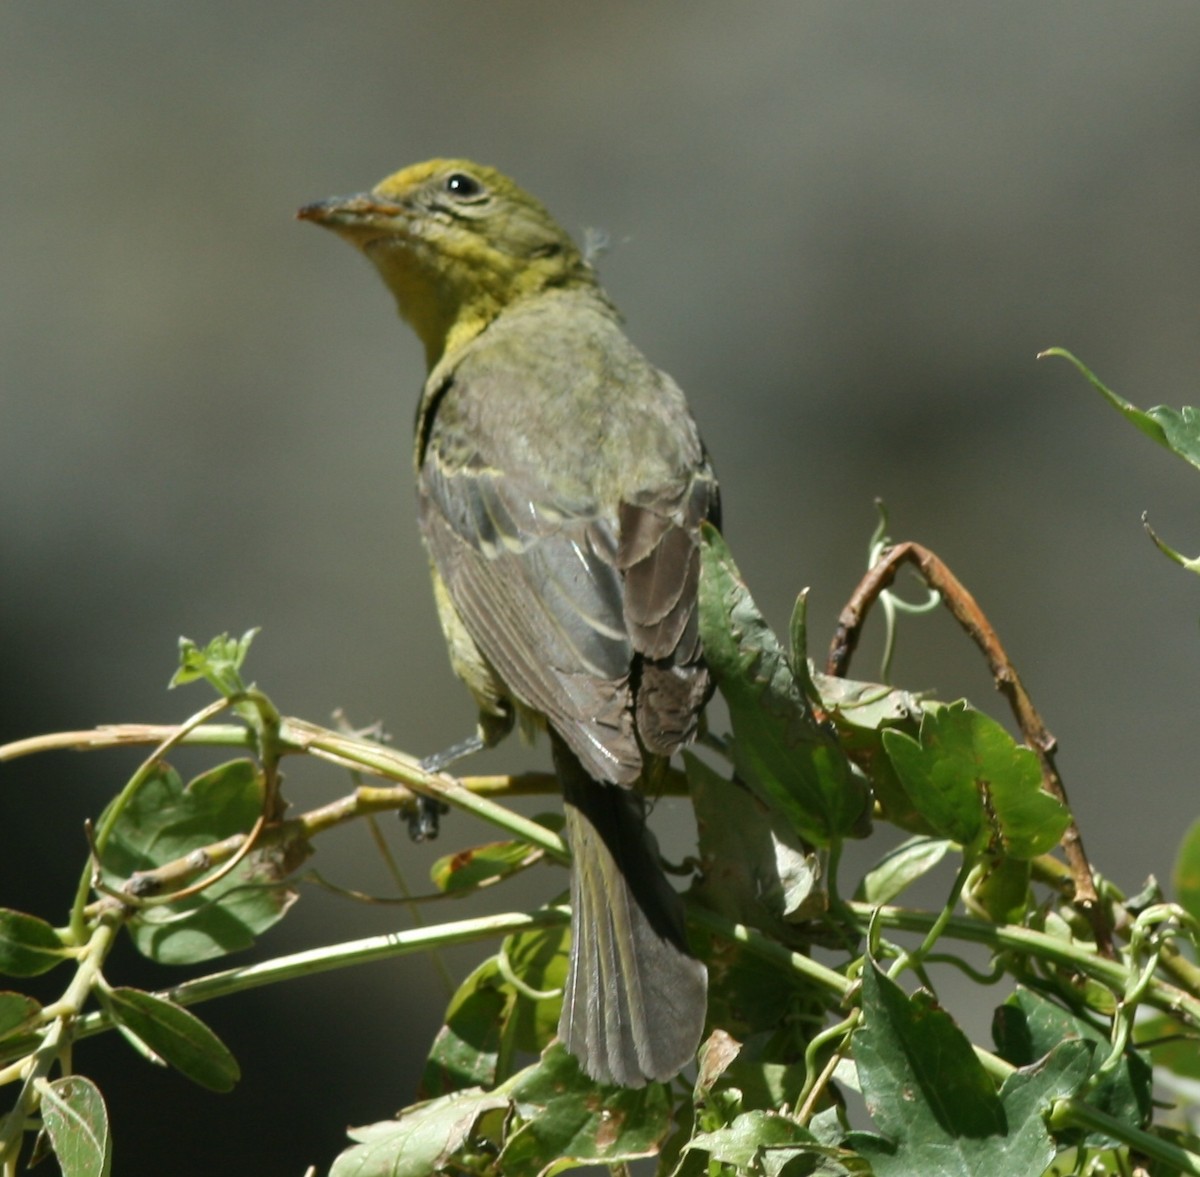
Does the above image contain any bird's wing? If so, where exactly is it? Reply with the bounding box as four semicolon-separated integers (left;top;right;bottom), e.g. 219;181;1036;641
419;445;645;784
616;471;720;755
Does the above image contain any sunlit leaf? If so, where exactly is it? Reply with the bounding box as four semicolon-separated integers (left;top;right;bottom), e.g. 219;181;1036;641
882;702;1068;860
103;987;240;1092
170;629;259;695
39;1075;111;1177
0;909;67;977
430;838;544;895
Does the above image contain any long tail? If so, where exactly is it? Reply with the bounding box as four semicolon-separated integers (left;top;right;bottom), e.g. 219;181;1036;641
552;733;707;1087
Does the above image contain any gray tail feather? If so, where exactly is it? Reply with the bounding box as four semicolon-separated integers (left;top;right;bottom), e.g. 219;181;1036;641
552;733;707;1087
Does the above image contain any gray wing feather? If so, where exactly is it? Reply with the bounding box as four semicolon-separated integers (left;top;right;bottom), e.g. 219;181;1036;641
418;345;719;781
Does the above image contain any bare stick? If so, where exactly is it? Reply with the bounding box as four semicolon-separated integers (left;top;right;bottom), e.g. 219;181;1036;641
825;540;1112;956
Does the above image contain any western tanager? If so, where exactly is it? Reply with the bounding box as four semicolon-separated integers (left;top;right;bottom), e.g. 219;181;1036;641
299;159;718;1087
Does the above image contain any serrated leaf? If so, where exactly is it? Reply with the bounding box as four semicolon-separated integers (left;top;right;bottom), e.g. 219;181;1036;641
698;526;869;846
170;629;258;695
103;987;240;1092
856;836;952;905
852;964;1090;1177
500;1043;674;1176
0;908;68;977
0;990;42;1041
430;839;544;895
882;702;1068;860
993;986;1151;1143
39;1075;111;1177
98;760;304;964
332;1088;508;1177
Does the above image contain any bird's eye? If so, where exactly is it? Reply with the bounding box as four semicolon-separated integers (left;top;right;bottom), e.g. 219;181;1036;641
444;172;486;201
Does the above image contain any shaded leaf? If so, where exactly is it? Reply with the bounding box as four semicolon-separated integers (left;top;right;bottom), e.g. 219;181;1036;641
98;760;304;964
993;987;1151;1143
421;958;511;1097
0;909;67;977
687;752;822;932
422;918;569;1101
854;962;1004;1143
39;1075;111;1177
967;855;1031;925
698;526;869;846
504;921;570;1054
852;963;1091;1176
103;987;240;1092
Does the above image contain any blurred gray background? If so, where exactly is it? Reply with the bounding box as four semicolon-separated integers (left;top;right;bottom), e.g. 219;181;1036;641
3;4;1200;1173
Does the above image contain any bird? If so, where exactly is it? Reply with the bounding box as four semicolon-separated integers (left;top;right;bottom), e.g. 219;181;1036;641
298;159;718;1087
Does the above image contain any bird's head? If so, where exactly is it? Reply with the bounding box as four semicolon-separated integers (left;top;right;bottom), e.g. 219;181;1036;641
299;159;594;367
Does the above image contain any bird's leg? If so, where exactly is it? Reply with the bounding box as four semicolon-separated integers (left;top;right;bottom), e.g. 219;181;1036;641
407;732;487;841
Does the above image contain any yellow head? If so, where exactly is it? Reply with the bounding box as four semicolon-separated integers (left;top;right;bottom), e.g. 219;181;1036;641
299;159;595;367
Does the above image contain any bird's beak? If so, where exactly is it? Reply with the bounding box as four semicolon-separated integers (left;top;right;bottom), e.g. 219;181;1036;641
296;194;409;244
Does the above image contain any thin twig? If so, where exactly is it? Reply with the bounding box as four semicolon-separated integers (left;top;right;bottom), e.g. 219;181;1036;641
825;540;1112;956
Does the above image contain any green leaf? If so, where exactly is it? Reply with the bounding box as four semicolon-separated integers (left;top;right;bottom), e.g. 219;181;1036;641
499;1043;674;1175
503;922;569;1054
1136;1012;1200;1081
967;855;1032;925
686;752;822;931
421;958;511;1097
0;908;68;977
331;1088;508;1177
698;525;870;846
1173;817;1200;924
882;702;1069;860
101;987;240;1092
1042;347;1200;470
856;836;952;905
422;919;570;1100
990;1039;1094;1172
812;672;933;834
98;760;303;964
38;1075;111;1177
855;962;1005;1142
851;963;1091;1176
0;990;42;1041
686;1109;821;1170
993;987;1151;1143
170;629;259;695
430;838;544;895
